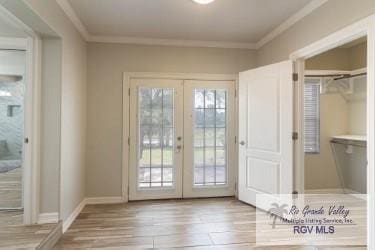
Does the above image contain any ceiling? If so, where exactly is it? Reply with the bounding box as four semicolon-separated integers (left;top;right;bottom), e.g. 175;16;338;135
0;15;27;38
62;0;326;49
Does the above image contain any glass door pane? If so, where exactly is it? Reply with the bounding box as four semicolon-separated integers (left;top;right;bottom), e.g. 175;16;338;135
183;80;235;198
193;89;227;186
0;50;25;210
138;88;175;188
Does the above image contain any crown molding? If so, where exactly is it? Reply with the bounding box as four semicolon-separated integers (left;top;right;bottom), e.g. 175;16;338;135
89;35;256;49
57;0;327;50
255;0;328;49
56;0;90;40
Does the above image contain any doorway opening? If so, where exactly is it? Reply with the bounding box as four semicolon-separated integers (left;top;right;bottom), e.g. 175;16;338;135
303;36;368;195
0;49;26;224
304;36;367;194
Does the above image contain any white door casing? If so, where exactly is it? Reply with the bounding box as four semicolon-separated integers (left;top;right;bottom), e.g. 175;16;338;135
129;78;184;200
128;77;236;200
238;60;294;207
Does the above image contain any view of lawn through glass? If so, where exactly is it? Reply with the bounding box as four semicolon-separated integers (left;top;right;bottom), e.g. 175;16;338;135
194;89;227;186
138;87;174;188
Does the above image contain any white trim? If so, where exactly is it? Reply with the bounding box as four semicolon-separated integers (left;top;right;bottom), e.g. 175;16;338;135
89;35;256;49
289;15;375;60
122;72;238;202
56;0;90;40
85;197;124;205
26;36;42;225
304;69;352;76
62;199;85;233
56;0;325;50
122;73;130;202
0;4;37;37
0;19;42;226
62;196;124;233
38;212;59;224
304;68;367;76
289;13;375;249
293;59;305;194
0;37;27;50
256;0;328;49
123;72;237;81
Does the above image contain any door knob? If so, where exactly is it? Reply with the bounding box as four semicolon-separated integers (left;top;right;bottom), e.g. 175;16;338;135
239;141;246;146
176;145;182;153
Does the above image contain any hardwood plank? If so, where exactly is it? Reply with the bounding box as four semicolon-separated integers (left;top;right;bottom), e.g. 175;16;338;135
53;197;367;249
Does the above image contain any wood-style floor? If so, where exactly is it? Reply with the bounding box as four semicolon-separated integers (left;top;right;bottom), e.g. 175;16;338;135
53;197;366;249
0;167;22;208
0;221;59;249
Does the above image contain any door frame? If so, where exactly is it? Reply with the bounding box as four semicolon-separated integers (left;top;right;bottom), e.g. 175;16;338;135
128;78;184;200
289;14;375;249
0;8;42;224
122;72;238;202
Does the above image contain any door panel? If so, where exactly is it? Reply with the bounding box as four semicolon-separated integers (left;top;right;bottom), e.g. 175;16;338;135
239;60;293;208
129;79;183;200
183;80;236;198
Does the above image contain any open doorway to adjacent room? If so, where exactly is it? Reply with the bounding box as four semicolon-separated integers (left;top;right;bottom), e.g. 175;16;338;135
0;48;26;225
303;36;367;195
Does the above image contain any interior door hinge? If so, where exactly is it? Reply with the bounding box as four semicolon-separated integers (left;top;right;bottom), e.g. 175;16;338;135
293;73;298;81
234;89;237;98
234;182;237;192
128;88;130;96
128;137;130;145
292;132;298;140
235;136;237;144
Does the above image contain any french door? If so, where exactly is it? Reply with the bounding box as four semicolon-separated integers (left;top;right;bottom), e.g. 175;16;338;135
128;78;235;200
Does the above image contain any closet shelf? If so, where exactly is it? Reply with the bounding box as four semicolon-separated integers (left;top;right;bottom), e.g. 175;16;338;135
331;135;366;142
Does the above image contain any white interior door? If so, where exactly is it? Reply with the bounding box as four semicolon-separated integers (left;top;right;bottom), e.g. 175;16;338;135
129;78;183;200
238;60;294;207
183;80;236;198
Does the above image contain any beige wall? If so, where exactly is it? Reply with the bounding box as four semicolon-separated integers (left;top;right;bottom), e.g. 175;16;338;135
306;42;367;71
305;48;351;70
23;0;87;220
349;76;367;135
86;42;256;197
304;93;347;190
40;38;61;213
349;42;367;70
256;0;375;66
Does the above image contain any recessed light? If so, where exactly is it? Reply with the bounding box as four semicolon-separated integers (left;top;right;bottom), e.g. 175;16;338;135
192;0;215;5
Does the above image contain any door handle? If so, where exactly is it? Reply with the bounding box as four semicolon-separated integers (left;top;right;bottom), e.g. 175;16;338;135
239;141;246;146
175;145;182;153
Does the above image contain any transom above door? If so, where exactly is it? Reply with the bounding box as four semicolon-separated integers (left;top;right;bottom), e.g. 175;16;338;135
128;77;236;200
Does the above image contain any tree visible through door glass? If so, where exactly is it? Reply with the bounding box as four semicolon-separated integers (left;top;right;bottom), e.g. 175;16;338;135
193;89;227;186
138;87;175;188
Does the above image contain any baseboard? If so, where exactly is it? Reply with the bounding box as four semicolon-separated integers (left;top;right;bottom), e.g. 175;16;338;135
38;212;59;224
85;196;124;205
304;188;345;194
61;196;125;233
344;188;366;200
62;199;86;233
37;220;63;250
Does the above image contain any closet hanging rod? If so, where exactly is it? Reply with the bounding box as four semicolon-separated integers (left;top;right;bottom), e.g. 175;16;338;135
330;140;367;148
305;73;350;78
334;72;367;80
304;72;367;79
